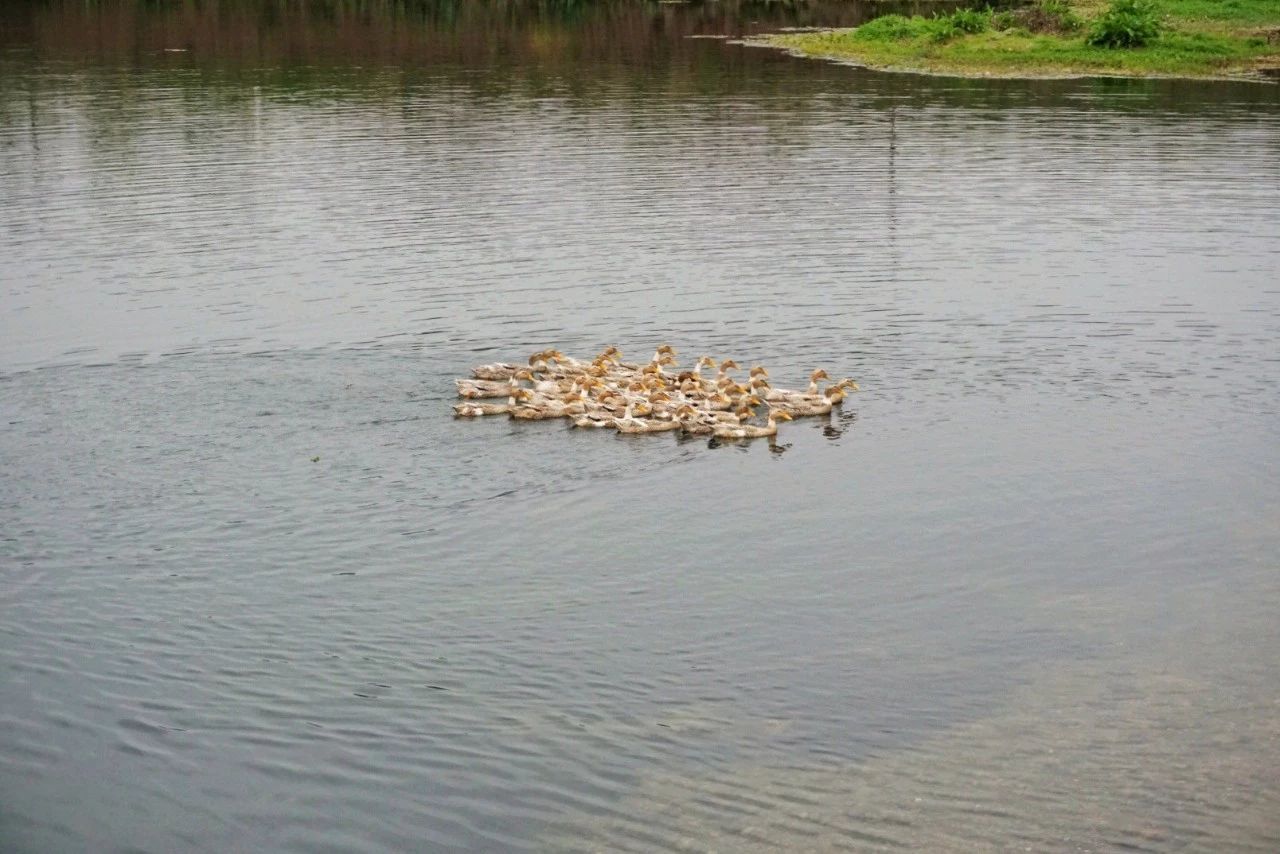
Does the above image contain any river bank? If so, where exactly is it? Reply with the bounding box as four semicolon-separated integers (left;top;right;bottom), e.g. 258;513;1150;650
751;0;1280;81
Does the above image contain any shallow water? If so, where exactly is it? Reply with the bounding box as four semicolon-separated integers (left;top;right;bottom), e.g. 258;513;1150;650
2;1;1280;851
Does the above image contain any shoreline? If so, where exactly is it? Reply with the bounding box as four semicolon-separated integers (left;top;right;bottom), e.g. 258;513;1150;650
745;2;1280;84
745;34;1279;83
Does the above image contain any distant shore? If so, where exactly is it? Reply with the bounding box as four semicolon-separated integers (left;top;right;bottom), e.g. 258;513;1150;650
749;0;1280;82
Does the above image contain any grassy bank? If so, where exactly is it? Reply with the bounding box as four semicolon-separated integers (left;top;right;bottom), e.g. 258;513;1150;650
753;0;1280;80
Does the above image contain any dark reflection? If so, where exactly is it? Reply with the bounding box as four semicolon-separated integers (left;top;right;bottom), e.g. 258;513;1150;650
1;0;959;71
820;408;858;441
1;0;1274;112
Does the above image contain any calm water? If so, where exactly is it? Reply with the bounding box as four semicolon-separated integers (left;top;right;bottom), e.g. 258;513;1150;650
3;1;1280;851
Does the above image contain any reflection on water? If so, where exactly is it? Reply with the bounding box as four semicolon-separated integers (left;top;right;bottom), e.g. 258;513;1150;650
2;1;1280;852
2;0;964;72
550;656;1280;852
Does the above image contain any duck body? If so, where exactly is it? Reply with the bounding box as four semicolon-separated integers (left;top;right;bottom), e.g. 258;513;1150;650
534;378;574;395
773;398;833;417
764;369;831;404
616;417;681;434
456;369;533;399
764;386;811;404
572;413;616;428
471;363;521;381
712;408;792;439
511;400;584;420
677;406;739;435
457;379;520;399
771;384;849;416
453;397;516;417
713;423;778;439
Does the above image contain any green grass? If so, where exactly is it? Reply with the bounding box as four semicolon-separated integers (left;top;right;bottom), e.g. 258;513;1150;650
755;0;1279;81
1106;0;1280;27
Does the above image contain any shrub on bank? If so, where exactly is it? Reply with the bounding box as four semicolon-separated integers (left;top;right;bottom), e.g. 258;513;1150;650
852;1;1168;50
768;0;1275;78
854;14;942;42
1088;0;1162;47
949;8;991;34
856;2;1165;50
1004;0;1084;35
854;9;992;44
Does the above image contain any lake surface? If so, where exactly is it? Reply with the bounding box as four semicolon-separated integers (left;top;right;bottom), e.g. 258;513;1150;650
2;1;1279;851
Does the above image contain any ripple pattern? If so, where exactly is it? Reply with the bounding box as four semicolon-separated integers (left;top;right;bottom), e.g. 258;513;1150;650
1;3;1280;852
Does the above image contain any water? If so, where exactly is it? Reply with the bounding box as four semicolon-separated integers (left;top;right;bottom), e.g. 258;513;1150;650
2;1;1279;851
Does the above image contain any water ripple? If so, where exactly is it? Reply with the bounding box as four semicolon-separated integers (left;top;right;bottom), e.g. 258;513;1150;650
2;1;1280;852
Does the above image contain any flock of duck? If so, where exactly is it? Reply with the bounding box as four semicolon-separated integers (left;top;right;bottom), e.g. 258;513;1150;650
453;346;857;439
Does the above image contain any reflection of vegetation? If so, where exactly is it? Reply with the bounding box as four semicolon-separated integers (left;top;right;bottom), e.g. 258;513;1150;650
758;0;1279;79
1;0;1276;119
13;0;860;40
0;0;980;108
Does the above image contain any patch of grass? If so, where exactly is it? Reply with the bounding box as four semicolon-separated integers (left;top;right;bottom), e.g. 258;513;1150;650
755;0;1279;80
1144;0;1280;27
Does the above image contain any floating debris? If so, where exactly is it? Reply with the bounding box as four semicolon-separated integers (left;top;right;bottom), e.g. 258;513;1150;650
452;346;858;440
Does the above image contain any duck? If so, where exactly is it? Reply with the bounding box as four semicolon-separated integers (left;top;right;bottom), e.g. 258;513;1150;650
453;392;521;417
533;375;577;395
570;391;635;428
673;404;715;434
471;361;522;381
510;385;589;420
642;351;679;383
608;397;655;431
456;369;534;399
713;359;740;385
680;355;717;384
527;350;555;373
834;377;860;393
645;391;682;420
698;388;734;412
764;369;829;403
725;383;758;409
676;404;750;435
747;376;772;398
547;349;615;375
712;407;793;439
616;413;682;434
772;385;847;417
648;344;677;366
724;394;764;417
